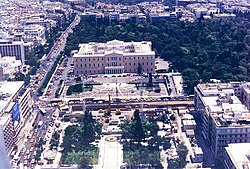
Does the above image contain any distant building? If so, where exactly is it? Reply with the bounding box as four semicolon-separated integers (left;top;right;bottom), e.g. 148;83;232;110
73;40;155;75
14;24;46;46
213;13;236;20
23;24;46;46
25;18;52;32
0;81;33;154
0;56;22;80
149;12;177;22
224;143;250;169
194;82;250;158
177;0;197;6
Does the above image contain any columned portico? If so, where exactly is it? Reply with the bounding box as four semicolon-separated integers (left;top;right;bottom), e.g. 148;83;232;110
105;66;124;74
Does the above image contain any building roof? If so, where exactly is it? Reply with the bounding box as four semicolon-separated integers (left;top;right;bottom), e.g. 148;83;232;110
193;146;203;155
196;82;250;128
0;81;24;114
74;40;155;57
225;143;250;169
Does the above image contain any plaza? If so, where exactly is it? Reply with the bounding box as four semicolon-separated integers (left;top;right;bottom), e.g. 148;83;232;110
62;75;169;100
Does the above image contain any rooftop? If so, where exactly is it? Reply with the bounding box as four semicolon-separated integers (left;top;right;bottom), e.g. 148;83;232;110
225;143;250;169
74;40;155;57
196;82;250;127
0;81;24;114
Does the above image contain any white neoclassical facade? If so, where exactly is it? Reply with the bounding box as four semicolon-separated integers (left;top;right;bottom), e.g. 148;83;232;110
73;40;155;75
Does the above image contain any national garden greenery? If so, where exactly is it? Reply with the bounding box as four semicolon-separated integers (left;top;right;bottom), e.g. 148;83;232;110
65;17;250;94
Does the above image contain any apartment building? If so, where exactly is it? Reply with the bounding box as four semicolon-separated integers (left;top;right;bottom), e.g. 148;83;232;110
194;82;250;158
224;143;250;169
25;19;52;32
0;81;33;154
23;24;46;46
73;40;155;75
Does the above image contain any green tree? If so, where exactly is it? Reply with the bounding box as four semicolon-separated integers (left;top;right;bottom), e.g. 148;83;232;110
132;109;145;141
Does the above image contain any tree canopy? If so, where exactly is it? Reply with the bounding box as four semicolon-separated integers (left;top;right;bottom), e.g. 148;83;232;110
61;111;102;167
119;109;159;141
65;17;250;94
168;142;188;169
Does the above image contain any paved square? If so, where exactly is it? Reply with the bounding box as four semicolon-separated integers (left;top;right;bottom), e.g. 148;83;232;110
63;75;169;99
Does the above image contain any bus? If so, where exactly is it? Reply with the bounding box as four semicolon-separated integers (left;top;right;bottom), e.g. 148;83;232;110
50;98;63;104
32;111;40;127
39;108;46;115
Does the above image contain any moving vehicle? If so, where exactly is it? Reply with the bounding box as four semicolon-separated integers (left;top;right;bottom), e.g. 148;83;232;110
38;121;43;128
39;108;46;115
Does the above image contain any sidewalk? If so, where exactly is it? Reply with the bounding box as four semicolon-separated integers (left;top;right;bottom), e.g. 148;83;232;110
97;135;123;169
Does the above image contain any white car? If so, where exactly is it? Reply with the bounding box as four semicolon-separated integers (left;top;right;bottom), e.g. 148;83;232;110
31;159;36;164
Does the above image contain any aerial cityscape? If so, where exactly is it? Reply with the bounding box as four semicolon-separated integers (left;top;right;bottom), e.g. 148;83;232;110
0;0;249;168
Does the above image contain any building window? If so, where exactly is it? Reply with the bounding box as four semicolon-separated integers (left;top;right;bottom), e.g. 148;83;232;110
134;63;135;65
85;64;87;67
89;64;91;67
76;59;78;61
80;64;82;67
89;58;91;61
